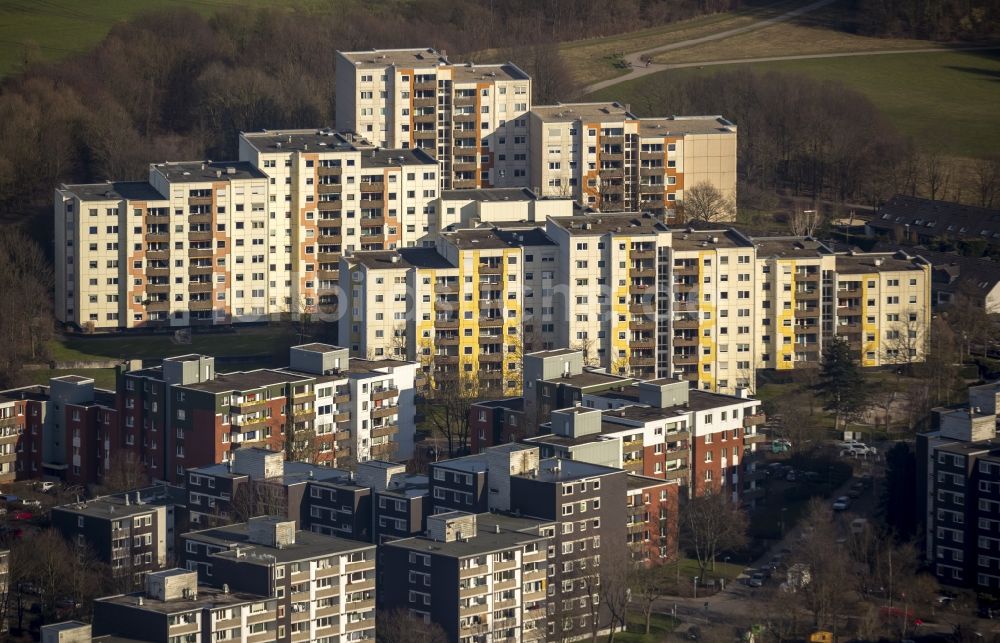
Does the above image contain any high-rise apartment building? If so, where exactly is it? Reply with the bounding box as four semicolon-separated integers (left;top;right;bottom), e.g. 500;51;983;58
340;228;525;394
335;48;532;190
529;102;737;220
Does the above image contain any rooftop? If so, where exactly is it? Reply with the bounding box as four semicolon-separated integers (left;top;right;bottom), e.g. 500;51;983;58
96;584;268;615
688;389;757;412
338;47;448;69
834;252;928;275
152;161;267;183
637;115;736;136
61;181;166;202
531;101;635;122
377;473;430;499
399;247;456;269
668;228;754;251
179;369;311;394
491;226;557;247
293;342;345;354
432;453;488;474
240;128;368;154
442;228;516;250
359;147;437;168
383;512;548;558
185;522;372;563
544;369;634;389
870;194;1000;241
548;212;670;236
348;250;415;271
530;457;623;483
752;236;833;259
54;495;163;520
440;187;537;202
472;397;525;411
0;385;49;404
446;61;530;83
910;248;1000;295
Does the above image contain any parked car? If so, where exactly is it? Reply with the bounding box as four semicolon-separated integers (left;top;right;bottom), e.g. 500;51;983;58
36;481;56;493
841;444;873;457
772;439;792;454
832;496;850;511
786;470;797;482
747;572;766;588
0;494;18;503
880;606;923;626
10;510;32;521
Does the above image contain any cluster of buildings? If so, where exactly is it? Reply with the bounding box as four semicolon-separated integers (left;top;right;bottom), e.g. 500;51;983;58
919;379;1000;594
0;344;418;485
23;340;770;641
54;47;738;335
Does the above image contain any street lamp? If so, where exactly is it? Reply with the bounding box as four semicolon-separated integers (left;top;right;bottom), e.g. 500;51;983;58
693;576;699;599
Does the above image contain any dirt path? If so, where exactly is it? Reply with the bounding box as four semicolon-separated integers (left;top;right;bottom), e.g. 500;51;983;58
584;0;837;94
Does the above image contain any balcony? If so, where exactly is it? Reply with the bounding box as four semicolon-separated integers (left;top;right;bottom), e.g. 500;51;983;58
743;432;767;445
743;413;766;428
663;465;689;482
371;405;397;420
478;317;504;328
477;263;503;275
371;424;397;439
145;232;170;243
360;182;384;193
371;387;397;401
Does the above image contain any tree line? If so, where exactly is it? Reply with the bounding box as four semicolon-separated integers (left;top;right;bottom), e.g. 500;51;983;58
0;0;742;235
622;69;999;210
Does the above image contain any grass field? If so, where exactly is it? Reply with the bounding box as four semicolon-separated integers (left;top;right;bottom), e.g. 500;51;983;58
588;49;1000;158
0;0;335;77
618;612;679;642
48;326;299;364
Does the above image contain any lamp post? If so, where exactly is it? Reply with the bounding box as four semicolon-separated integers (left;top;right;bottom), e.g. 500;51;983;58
693;576;699;599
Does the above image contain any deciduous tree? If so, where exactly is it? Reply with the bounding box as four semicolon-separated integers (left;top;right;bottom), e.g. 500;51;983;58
679;489;748;579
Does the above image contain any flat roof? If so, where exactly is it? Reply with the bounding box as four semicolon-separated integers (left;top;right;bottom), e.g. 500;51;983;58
338;47;448;69
544;369;634;389
360;147;437;168
442;228;516;250
61;181;166;202
531;457;622;483
492;226;557;248
378;473;430;499
548;212;670;236
96;585;267;615
441;187;537;202
752;236;833;259
185;523;373;563
432;454;488;474
668;228;753;251
293;342;345;353
834;253;927;274
241;128;366;154
152;161;267;183
527;348;580;358
179;369;311;394
54;495;162;520
349;250;414;271
0;385;50;404
604;403;690;422
447;62;530;83
399;247;456;269
688;389;757;412
531;102;634;122
637;116;735;136
384;513;548;558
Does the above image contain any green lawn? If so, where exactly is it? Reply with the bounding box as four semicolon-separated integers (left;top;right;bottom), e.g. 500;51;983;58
49;326;299;364
588;50;1000;158
0;0;336;77
617;612;679;642
22;367;117;390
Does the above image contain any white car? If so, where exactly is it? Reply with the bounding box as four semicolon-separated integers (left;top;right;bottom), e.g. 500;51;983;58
841;444;873;457
832;496;850;511
37;481;56;493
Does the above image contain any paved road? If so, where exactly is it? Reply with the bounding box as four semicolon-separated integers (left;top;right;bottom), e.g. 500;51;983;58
584;0;837;93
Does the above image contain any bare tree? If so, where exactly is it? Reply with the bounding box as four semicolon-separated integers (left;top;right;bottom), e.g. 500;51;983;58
572;336;601;368
788;204;823;237
630;560;671;636
679;489;748;579
599;545;633;642
881;311;927;372
923;151;952;201
231;480;287;523
793;499;857;632
98;451;150;494
422;373;479;457
0;230;52;387
376;607;448;643
972;156;1000;208
678;182;736;223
